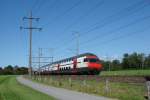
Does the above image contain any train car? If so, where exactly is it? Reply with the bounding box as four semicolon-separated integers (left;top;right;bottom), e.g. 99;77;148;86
39;53;102;75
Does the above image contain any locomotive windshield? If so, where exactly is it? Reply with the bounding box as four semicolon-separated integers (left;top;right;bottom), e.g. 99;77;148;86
89;59;98;62
84;58;99;63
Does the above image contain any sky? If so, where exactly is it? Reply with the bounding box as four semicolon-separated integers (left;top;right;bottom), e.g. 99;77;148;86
0;0;150;67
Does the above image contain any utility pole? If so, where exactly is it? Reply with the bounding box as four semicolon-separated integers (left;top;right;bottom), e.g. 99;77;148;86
20;11;42;76
106;55;111;71
38;48;42;76
32;48;54;73
38;48;42;71
46;48;54;63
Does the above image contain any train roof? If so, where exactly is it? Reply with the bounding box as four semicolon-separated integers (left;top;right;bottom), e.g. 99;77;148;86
40;53;97;68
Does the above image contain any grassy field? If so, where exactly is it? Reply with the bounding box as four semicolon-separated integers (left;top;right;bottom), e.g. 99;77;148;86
101;69;150;76
0;75;55;100
29;75;147;100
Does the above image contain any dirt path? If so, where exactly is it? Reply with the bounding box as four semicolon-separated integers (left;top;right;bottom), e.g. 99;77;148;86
17;76;114;100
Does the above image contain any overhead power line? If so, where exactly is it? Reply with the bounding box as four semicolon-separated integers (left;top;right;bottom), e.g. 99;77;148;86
61;26;149;57
84;27;150;50
81;0;150;37
54;14;150;55
31;0;39;12
33;0;48;15
52;0;104;47
37;0;60;20
42;0;84;27
54;0;150;51
80;15;150;47
63;0;104;32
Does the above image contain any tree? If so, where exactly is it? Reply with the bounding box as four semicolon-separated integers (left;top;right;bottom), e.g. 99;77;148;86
101;60;111;71
128;52;139;69
111;59;121;70
3;65;14;75
122;52;145;70
122;53;130;69
13;65;19;74
144;54;150;69
0;65;28;75
128;52;144;69
0;67;3;75
19;67;28;74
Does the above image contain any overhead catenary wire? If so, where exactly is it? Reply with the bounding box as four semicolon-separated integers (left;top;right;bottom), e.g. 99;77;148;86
41;0;84;27
80;0;150;37
63;0;104;33
79;15;150;47
83;27;150;51
51;0;105;47
36;0;60;21
29;0;149;61
34;0;60;17
31;0;40;12
33;0;49;16
89;1;149;34
54;14;150;57
56;25;150;59
53;0;150;52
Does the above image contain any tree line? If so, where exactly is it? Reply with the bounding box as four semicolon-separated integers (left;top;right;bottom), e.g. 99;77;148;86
0;65;28;75
0;52;150;75
102;52;150;71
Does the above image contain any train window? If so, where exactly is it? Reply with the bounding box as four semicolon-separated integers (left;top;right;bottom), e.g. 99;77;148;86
84;58;99;62
84;58;88;62
69;59;71;61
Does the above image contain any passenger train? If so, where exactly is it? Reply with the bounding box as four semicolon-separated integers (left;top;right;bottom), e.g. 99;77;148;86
38;53;102;75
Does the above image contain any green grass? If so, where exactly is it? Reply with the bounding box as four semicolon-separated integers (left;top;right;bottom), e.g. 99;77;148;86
29;75;147;100
101;69;150;76
0;75;56;100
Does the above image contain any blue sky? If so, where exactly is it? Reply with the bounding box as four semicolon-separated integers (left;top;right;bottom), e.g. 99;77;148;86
0;0;150;67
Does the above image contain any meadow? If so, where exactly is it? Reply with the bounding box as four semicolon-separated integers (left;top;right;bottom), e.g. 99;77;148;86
0;76;55;100
101;69;150;76
30;74;147;100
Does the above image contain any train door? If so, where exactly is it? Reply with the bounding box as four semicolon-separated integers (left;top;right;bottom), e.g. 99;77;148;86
73;58;77;74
